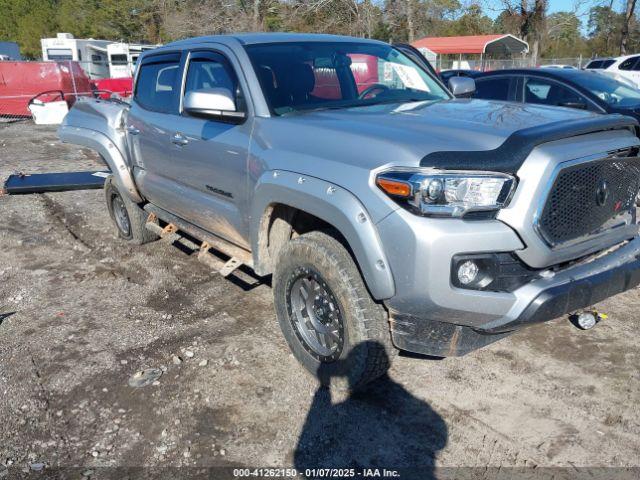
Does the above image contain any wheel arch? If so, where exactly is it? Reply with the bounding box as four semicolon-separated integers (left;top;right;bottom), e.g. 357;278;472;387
58;101;143;203
250;171;395;300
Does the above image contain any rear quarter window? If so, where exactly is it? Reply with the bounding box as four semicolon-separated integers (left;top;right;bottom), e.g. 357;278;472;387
618;57;640;71
134;59;181;114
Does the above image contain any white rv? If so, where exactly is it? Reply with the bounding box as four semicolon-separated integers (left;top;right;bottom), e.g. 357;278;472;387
107;42;159;78
41;33;111;79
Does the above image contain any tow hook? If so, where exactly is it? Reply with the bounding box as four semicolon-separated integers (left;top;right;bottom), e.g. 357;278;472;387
569;310;608;330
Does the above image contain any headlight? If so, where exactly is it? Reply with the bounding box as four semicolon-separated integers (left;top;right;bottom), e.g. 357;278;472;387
376;169;516;218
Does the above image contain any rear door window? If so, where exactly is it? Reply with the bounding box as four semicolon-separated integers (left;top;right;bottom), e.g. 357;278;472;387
523;77;585;107
135;54;182;114
473;77;512;101
619;56;640;70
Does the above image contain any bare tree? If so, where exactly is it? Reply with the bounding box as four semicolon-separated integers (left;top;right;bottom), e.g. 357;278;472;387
406;0;415;42
620;0;637;54
253;0;261;30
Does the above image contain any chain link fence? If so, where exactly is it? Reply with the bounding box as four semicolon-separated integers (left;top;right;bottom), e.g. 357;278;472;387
0;60;133;123
436;57;585;72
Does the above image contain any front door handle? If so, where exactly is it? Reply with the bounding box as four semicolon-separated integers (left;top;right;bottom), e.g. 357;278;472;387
127;125;140;135
171;132;188;146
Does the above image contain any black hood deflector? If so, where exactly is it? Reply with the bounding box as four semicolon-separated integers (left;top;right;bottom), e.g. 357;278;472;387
420;114;638;174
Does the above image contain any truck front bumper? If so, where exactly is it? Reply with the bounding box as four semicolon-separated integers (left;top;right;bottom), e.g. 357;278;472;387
376;209;640;357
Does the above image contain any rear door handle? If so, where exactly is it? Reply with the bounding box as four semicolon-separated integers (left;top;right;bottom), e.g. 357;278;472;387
127;125;140;135
171;132;188;146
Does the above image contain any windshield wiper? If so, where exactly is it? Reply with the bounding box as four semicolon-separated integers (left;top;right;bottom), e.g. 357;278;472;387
281;103;362;116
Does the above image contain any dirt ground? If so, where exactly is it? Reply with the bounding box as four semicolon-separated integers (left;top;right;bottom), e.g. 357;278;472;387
0;121;639;480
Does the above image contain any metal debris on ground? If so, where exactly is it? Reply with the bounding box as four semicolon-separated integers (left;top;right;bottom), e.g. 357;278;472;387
127;368;163;388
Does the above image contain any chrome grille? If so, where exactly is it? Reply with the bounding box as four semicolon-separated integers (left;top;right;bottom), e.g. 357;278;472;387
537;156;640;247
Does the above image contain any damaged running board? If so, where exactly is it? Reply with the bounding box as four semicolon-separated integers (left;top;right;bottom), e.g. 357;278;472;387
144;204;252;278
3;171;110;194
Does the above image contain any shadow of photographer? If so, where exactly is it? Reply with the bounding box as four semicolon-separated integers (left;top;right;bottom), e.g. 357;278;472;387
294;341;448;480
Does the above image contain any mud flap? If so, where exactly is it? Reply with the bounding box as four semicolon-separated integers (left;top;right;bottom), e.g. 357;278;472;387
3;171;110;194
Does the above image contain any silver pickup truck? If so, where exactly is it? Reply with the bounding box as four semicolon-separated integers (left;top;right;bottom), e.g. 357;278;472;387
60;33;640;388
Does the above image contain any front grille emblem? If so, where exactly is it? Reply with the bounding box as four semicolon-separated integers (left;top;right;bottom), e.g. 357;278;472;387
595;179;609;207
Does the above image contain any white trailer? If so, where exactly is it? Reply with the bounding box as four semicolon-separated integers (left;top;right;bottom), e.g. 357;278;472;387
107;42;159;78
41;33;111;79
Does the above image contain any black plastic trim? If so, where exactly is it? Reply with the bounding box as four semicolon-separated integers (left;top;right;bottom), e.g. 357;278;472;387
486;253;640;333
391;249;640;357
420;115;638;174
451;252;540;292
390;315;509;357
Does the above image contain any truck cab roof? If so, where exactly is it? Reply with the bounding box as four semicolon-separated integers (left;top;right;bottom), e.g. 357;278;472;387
163;32;387;48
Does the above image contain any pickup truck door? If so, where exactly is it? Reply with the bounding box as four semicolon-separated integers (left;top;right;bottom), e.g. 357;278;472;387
168;49;252;248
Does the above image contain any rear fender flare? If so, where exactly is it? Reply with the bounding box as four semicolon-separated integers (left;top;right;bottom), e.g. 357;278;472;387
58;125;143;202
250;170;395;300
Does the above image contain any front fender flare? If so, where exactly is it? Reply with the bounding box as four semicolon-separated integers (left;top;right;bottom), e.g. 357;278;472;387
58;125;143;203
250;170;395;300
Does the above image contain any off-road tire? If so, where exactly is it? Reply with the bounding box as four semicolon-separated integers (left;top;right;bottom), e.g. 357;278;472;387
273;230;395;391
104;176;157;245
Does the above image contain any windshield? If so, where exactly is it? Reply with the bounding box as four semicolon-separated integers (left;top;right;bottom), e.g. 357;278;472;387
573;72;640;107
244;42;450;115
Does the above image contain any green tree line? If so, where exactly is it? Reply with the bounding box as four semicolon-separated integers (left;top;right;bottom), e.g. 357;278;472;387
1;0;639;60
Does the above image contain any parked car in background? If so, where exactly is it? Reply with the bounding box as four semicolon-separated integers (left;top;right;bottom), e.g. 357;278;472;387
582;54;640;88
540;64;577;69
471;68;640;124
584;58;616;70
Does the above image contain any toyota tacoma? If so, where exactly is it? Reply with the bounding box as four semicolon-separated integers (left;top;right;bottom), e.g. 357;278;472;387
59;33;640;388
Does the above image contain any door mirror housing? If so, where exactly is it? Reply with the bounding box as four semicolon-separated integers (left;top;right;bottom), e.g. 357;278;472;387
183;88;246;123
448;77;476;97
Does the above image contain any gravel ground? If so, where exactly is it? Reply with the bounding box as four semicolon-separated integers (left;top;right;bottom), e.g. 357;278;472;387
0;121;639;479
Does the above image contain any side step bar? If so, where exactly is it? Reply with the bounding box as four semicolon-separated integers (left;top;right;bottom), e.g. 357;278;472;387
144;204;253;278
3;171;109;194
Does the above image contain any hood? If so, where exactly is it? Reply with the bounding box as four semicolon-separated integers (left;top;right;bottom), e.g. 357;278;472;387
609;104;640;117
258;98;603;172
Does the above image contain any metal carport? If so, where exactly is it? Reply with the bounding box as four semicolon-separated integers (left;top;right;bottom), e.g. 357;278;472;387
411;34;529;70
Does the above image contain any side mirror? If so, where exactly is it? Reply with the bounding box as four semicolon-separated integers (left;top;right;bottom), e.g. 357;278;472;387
183;88;246;123
448;77;476;97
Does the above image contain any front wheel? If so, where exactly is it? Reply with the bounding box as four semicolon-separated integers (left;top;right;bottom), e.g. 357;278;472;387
273;231;394;391
104;176;157;245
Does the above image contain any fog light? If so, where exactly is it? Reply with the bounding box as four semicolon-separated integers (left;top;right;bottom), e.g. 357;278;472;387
457;260;479;285
574;311;598;330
